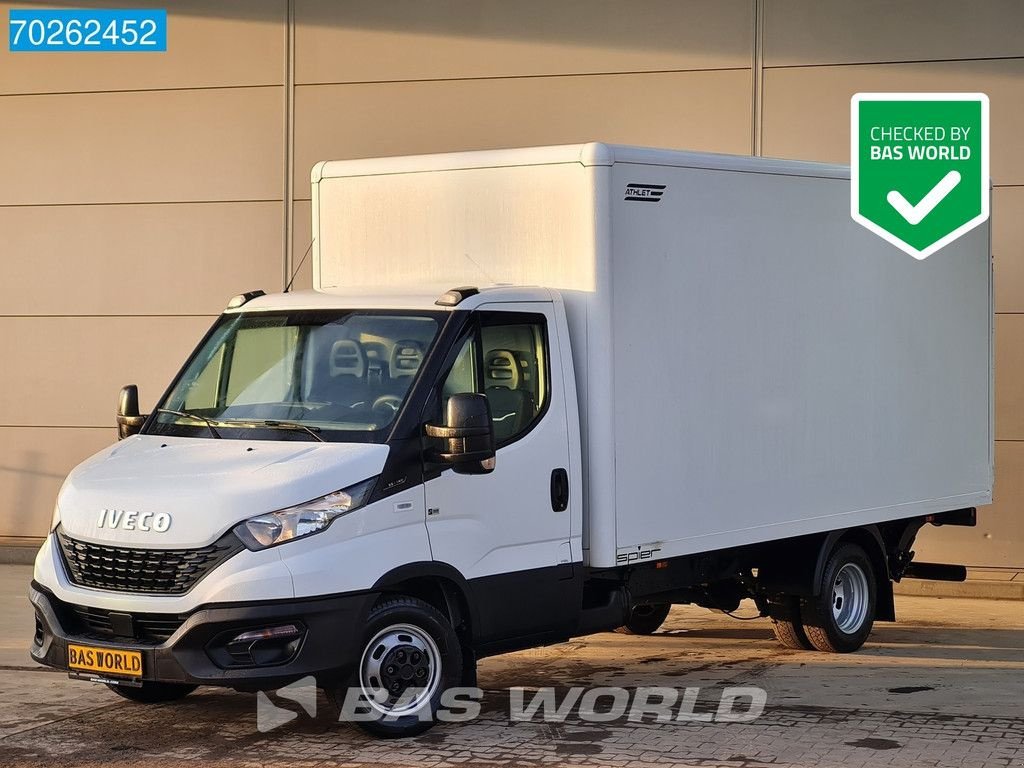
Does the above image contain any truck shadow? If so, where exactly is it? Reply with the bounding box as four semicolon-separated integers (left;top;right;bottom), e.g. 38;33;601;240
626;622;1024;664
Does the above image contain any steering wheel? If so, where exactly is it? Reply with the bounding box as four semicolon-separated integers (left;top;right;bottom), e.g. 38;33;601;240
371;395;403;421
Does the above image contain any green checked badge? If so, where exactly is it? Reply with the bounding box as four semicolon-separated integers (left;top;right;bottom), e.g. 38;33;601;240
851;93;989;260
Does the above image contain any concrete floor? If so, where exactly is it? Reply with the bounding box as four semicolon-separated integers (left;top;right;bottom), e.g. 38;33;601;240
0;564;1022;767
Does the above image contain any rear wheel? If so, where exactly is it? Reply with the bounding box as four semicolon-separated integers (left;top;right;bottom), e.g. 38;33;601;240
342;596;462;738
616;602;671;635
771;615;813;650
768;596;813;650
107;681;197;704
803;543;876;653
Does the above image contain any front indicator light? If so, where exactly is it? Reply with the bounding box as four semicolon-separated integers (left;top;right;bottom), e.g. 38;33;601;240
233;477;377;550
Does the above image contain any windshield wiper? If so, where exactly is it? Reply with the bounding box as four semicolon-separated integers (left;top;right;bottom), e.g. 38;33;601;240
219;419;325;442
156;408;223;439
260;420;325;442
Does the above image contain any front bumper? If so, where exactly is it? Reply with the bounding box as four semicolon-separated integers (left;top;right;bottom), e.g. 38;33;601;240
30;581;378;690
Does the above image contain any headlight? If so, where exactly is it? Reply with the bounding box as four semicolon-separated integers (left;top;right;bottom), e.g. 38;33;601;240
234;477;377;551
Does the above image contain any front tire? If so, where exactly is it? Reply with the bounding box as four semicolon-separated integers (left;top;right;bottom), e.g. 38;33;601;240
107;681;197;704
616;602;671;635
344;595;462;738
803;543;876;653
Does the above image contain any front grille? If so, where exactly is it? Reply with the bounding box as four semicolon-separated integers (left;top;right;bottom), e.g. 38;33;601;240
69;604;187;644
55;525;243;594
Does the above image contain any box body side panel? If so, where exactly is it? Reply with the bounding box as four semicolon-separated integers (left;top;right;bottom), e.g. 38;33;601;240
604;162;992;566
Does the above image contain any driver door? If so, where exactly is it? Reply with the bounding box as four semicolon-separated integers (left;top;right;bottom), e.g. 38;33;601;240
423;304;578;648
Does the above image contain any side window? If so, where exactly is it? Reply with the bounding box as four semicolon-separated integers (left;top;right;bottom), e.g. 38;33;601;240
438;314;549;445
481;318;547;443
441;335;477;408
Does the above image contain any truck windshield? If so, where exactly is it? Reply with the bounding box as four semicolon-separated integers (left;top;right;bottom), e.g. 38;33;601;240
148;310;443;442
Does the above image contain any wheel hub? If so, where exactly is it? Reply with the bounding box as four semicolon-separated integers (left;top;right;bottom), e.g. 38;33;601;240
379;646;430;696
831;562;869;634
359;623;441;716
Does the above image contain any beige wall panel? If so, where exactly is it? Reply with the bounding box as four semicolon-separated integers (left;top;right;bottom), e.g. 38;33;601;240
295;0;752;84
294;70;752;191
994;186;1024;313
0;1;285;95
915;441;1023;568
290;199;314;291
0;202;284;316
0;427;116;539
995;314;1024;441
761;60;1024;184
0;87;283;205
764;0;1024;67
0;316;215;427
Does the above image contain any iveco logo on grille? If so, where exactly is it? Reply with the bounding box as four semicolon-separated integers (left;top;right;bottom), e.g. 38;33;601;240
97;509;171;532
624;183;666;202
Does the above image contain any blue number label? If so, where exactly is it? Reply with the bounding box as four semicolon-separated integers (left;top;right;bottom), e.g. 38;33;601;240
9;9;167;52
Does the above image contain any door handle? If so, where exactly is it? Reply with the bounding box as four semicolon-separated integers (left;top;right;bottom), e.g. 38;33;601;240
550;468;569;512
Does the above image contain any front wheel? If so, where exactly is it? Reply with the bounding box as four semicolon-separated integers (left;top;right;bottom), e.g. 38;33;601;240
342;596;462;738
803;543;876;653
107;681;197;703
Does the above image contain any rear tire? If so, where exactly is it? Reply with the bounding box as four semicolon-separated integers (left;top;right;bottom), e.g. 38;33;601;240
771;616;813;650
616;603;671;635
803;543;876;653
769;597;813;650
107;681;197;704
341;595;462;738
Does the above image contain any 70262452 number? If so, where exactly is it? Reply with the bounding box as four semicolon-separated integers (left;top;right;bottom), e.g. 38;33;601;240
8;9;167;52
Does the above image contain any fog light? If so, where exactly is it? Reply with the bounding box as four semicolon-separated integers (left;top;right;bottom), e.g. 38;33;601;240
225;624;304;667
33;615;45;647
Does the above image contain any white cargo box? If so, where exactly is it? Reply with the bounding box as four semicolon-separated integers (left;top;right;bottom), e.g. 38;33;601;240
312;144;993;569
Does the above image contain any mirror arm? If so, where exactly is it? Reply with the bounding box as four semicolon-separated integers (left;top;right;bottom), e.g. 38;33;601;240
424;423;491;439
428;448;495;464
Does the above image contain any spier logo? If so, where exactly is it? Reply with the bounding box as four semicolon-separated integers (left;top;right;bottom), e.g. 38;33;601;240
616;546;662;564
851;93;989;260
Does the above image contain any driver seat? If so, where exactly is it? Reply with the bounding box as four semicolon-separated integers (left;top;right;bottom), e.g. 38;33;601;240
484;349;534;441
387;340;424;396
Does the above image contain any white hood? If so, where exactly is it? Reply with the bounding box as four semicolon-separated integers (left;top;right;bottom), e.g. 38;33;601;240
56;434;390;549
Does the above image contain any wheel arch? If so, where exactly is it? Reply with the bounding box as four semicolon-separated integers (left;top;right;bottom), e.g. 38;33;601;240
371;562;478;644
816;527;894;622
757;526;894;622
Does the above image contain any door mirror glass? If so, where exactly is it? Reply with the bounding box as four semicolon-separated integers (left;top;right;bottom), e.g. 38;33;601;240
425;392;495;475
116;384;147;440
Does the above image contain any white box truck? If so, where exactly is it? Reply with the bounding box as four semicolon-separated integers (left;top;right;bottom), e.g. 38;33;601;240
31;144;992;736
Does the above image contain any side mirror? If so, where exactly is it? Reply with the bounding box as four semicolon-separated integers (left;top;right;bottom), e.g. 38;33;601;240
425;393;495;475
116;385;147;440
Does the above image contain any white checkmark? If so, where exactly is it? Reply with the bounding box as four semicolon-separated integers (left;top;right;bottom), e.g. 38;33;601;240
886;170;961;225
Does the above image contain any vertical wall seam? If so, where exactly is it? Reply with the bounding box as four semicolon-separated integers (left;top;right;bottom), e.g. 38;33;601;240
751;0;765;156
283;0;296;288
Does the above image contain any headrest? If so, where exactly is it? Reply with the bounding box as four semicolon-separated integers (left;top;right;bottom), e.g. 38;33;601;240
329;339;367;379
362;341;388;367
390;340;424;378
485;349;520;389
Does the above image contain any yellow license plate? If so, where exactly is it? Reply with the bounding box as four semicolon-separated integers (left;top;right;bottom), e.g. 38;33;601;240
68;643;142;677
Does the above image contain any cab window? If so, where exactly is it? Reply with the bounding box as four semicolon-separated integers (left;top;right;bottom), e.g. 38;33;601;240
439;313;549;444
